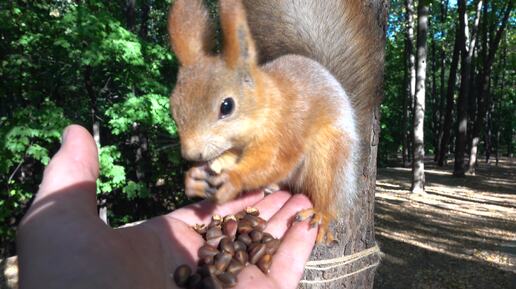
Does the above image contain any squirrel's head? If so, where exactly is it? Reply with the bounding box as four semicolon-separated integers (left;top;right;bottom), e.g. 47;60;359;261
168;0;263;162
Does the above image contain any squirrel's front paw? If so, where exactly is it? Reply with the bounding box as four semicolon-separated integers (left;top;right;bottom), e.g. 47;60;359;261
185;166;216;199
207;171;242;204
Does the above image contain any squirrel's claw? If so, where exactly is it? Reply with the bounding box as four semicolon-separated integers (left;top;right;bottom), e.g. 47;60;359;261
211;172;242;204
185;167;242;203
295;209;335;245
185;166;215;199
206;174;225;188
263;184;281;195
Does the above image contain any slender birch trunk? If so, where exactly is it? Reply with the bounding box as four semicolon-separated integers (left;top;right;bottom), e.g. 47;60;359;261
411;0;429;194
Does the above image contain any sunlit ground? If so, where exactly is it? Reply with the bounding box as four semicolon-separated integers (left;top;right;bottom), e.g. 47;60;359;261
374;157;516;289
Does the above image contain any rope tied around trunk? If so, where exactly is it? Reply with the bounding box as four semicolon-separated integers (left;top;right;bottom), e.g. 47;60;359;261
300;243;381;284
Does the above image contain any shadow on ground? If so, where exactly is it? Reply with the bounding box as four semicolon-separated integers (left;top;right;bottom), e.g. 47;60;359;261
374;157;516;289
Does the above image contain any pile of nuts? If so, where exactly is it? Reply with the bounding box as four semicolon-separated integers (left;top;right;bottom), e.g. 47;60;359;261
173;207;281;288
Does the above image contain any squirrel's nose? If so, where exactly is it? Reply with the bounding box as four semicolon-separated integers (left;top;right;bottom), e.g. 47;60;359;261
181;139;204;161
181;147;203;161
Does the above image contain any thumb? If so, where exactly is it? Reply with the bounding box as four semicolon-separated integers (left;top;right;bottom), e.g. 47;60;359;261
32;125;99;215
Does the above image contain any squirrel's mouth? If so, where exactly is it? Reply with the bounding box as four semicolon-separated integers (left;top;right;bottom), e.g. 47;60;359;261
206;149;240;174
206;152;224;165
203;147;230;163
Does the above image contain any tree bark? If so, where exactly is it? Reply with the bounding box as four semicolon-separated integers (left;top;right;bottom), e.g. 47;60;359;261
495;35;507;165
139;0;151;39
403;0;416;167
430;34;439;157
485;78;494;163
125;0;136;31
453;0;482;176
84;66;108;224
301;1;388;288
244;0;387;286
467;0;512;174
410;0;428;194
452;0;468;176
131;123;150;185
437;4;462;166
435;0;448;162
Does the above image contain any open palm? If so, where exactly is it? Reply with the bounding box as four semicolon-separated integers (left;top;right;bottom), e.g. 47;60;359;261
17;125;316;289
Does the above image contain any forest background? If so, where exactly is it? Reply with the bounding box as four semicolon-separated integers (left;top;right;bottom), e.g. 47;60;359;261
0;0;514;258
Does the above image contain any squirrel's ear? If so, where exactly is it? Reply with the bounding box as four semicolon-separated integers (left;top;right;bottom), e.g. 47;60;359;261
220;0;257;70
168;0;214;66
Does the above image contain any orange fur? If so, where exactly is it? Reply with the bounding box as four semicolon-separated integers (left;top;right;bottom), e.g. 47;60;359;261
242;0;385;135
168;0;360;243
219;0;257;69
168;0;214;66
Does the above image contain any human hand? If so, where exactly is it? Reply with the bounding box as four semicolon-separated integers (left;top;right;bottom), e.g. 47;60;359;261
17;125;317;289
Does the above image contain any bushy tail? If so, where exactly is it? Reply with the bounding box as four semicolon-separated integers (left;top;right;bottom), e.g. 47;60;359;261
243;0;385;134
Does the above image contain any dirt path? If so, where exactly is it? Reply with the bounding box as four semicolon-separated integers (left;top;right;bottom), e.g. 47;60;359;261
374;158;516;289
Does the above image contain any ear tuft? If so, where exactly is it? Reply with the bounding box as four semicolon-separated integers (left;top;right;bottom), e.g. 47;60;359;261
220;0;257;70
168;0;214;66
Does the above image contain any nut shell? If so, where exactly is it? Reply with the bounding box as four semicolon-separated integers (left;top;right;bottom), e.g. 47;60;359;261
250;230;263;242
186;273;202;289
173;264;191;287
237;233;252;245
198;245;219;259
249;243;266;265
219;237;235;256
226;259;244;275
234;250;249;265
264;239;281;255
257;254;272;274
218;272;238;288
214;252;232;272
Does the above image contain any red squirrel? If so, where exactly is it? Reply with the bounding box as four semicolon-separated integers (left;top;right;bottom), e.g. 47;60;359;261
167;0;365;244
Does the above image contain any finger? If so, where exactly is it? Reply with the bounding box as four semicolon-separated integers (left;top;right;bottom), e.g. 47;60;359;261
32;125;99;216
269;219;317;288
264;194;313;239
169;190;265;225
252;190;292;221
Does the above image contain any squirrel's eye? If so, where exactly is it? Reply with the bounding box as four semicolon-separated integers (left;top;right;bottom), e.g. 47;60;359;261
219;98;235;118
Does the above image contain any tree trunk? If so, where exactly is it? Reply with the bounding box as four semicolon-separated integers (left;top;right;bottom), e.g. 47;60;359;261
139;0;151;39
403;0;416;167
300;1;388;288
495;35;507;165
452;0;468;176
131;123;150;184
495;128;500;165
435;0;448;162
453;0;482;176
244;0;387;286
410;0;428;194
467;0;512;174
299;0;388;289
485;79;494;163
125;0;136;31
430;35;439;157
84;66;108;225
437;5;462;166
402;58;409;166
